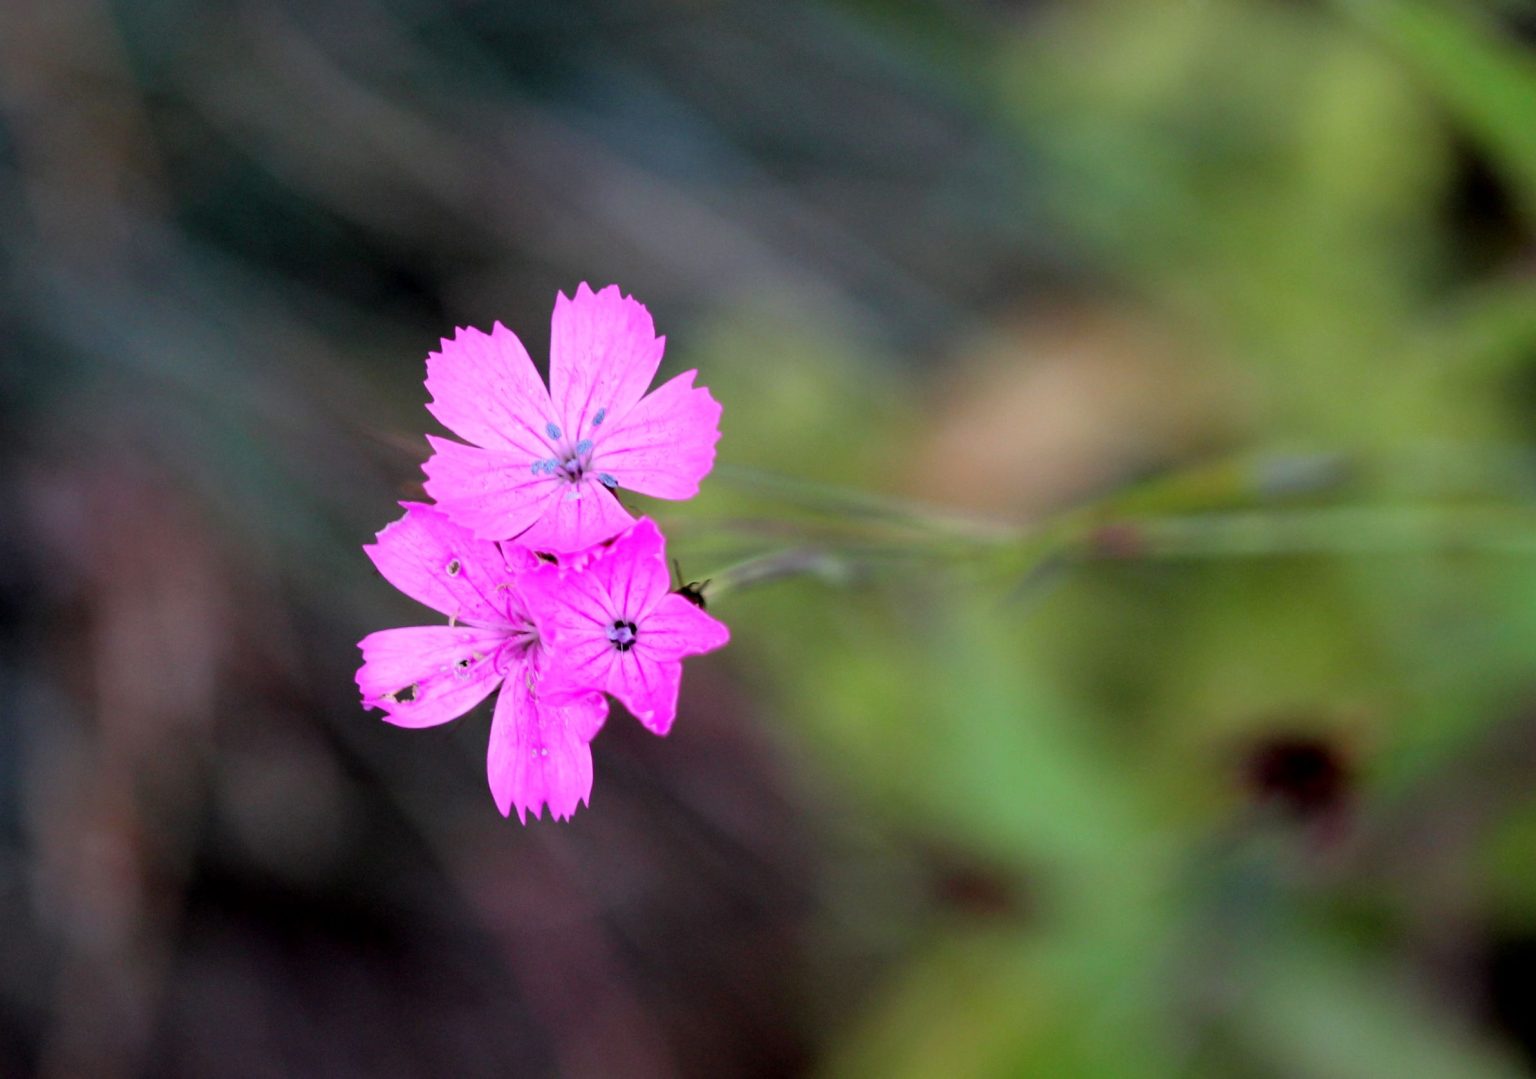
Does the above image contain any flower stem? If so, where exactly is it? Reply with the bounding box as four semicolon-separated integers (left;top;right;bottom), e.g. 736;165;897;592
694;447;1536;605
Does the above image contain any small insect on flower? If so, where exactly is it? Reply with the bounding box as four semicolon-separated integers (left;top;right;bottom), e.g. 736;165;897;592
421;283;723;553
671;556;711;609
520;517;730;736
355;503;608;822
676;580;711;609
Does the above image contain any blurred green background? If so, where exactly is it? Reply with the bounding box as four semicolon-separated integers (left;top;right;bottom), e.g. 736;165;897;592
4;0;1536;1076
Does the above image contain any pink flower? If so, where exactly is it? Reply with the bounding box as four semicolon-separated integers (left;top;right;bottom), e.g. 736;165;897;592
421;283;722;553
355;503;609;822
519;517;730;735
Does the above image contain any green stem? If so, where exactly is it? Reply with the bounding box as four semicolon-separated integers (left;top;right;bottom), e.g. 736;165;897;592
1099;505;1536;560
710;463;1023;540
693;450;1536;605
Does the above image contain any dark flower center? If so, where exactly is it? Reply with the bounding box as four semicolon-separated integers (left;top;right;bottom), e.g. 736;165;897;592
607;620;638;651
530;435;596;484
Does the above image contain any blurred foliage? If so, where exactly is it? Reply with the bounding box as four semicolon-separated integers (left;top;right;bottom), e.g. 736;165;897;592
4;0;1536;1077
698;0;1536;1075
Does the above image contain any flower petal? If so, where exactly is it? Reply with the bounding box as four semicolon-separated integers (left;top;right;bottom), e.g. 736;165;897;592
607;517;674;618
486;670;607;822
422;434;563;542
356;625;507;727
425;323;554;457
518;518;707;735
548;283;665;436
639;593;731;661
536;627;680;734
538;623;620;692
595;370;721;500
518;517;670;640
365;503;517;626
568;690;609;742
607;650;683;735
512;480;635;553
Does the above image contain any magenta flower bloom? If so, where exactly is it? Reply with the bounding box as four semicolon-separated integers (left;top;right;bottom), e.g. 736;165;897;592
355;503;609;822
421;283;722;553
519;517;730;735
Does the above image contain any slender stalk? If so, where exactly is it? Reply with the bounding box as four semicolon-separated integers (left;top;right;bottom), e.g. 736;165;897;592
691;449;1536;606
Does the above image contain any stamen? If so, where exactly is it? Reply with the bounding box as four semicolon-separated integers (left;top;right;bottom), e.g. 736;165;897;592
445;558;461;577
546;422;561;440
575;438;593;456
598;472;618;489
592;408;606;427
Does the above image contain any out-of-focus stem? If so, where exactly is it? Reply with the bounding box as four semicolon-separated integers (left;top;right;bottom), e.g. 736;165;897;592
1091;505;1536;561
711;463;1023;540
694;448;1536;606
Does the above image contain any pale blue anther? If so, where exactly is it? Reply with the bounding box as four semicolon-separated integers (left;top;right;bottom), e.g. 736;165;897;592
546;422;561;440
592;408;606;427
598;473;618;489
575;439;593;456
